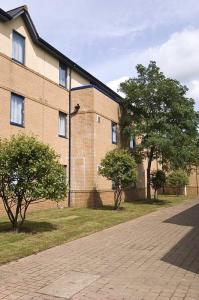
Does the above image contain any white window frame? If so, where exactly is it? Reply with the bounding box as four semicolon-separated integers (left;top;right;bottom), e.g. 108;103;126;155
10;93;24;127
130;135;135;149
59;62;67;88
12;30;25;65
112;122;117;144
59;112;67;138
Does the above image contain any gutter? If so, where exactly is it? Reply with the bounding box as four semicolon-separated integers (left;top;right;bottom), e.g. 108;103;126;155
5;7;122;104
0;8;12;21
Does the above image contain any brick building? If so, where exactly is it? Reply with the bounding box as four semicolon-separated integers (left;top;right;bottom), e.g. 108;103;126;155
0;5;148;211
1;6;196;213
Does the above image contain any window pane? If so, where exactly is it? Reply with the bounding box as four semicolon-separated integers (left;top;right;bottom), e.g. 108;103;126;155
112;122;117;144
59;113;66;137
11;94;23;125
59;63;67;87
130;136;135;149
12;31;25;64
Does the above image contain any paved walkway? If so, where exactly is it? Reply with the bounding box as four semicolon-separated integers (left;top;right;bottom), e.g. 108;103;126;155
0;199;199;300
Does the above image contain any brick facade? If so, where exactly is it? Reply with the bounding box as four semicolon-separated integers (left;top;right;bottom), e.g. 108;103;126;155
0;9;147;216
1;6;196;218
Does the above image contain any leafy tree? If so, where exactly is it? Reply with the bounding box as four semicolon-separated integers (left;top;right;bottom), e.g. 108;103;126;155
0;135;67;232
150;170;166;199
99;149;137;209
168;170;189;195
120;61;199;199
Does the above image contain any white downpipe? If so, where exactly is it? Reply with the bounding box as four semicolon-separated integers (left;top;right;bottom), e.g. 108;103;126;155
184;185;187;196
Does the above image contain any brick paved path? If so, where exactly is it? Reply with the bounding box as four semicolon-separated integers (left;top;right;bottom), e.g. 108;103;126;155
0;199;199;300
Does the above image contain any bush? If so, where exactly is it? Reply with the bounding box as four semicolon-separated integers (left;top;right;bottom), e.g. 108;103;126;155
99;149;137;209
0;135;67;232
168;170;189;195
151;170;166;199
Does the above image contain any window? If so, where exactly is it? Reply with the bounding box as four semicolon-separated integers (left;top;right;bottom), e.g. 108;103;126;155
59;63;67;87
112;122;117;144
130;135;136;149
97;115;101;123
10;93;24;126
12;31;25;64
59;112;67;137
112;181;116;190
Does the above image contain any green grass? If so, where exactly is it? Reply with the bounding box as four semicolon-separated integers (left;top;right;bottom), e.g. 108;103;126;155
0;195;191;265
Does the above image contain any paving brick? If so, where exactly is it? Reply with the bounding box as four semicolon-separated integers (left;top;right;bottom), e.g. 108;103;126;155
0;199;199;300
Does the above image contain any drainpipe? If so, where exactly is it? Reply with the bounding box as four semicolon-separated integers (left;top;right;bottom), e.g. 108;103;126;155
68;68;72;207
68;68;80;207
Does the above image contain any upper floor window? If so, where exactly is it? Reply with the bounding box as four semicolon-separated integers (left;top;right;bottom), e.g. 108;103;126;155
12;31;25;65
112;122;117;144
10;93;24;126
59;63;67;88
130;135;136;149
59;112;67;138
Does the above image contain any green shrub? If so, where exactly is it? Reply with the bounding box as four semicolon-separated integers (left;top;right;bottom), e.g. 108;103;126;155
99;149;137;209
168;170;189;195
0;134;67;231
151;170;166;199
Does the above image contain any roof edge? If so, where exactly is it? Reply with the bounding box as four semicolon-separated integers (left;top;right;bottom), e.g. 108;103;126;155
71;84;122;103
1;6;123;103
0;8;12;21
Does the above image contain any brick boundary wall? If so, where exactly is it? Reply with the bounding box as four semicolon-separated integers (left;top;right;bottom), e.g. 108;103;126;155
159;186;199;197
1;186;197;216
0;188;146;216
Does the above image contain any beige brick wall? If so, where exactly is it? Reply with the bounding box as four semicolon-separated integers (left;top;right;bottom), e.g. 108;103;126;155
0;54;69;166
0;15;90;89
70;88;95;206
70;87;146;207
0;16;59;83
187;167;199;197
0;14;154;213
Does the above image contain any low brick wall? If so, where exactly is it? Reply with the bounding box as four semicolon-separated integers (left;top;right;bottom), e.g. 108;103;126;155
70;188;146;208
124;188;146;202
186;186;199;197
0;199;68;216
159;186;199;197
160;187;185;196
0;188;146;216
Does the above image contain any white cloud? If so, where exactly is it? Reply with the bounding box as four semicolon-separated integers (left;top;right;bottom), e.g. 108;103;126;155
106;27;199;109
143;28;199;83
187;80;199;105
107;76;129;95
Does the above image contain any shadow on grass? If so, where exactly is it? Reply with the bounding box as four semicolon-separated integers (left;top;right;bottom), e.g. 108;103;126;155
91;205;126;211
0;220;57;234
125;198;172;206
91;198;172;211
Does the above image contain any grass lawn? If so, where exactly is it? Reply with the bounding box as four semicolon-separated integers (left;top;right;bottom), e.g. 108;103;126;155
0;195;191;265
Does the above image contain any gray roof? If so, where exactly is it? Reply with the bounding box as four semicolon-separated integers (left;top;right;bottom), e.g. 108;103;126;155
0;5;123;103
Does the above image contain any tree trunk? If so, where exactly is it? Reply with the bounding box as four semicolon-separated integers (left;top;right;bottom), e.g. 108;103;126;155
12;197;22;232
114;188;122;210
196;166;198;196
162;185;165;195
12;221;19;233
147;147;154;200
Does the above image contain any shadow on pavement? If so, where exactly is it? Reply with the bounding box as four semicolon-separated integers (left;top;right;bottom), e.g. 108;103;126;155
162;203;199;273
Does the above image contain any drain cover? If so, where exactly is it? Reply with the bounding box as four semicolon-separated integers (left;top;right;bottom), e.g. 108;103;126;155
38;271;100;298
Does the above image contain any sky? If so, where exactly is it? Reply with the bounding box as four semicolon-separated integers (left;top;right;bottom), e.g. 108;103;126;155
1;0;199;108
